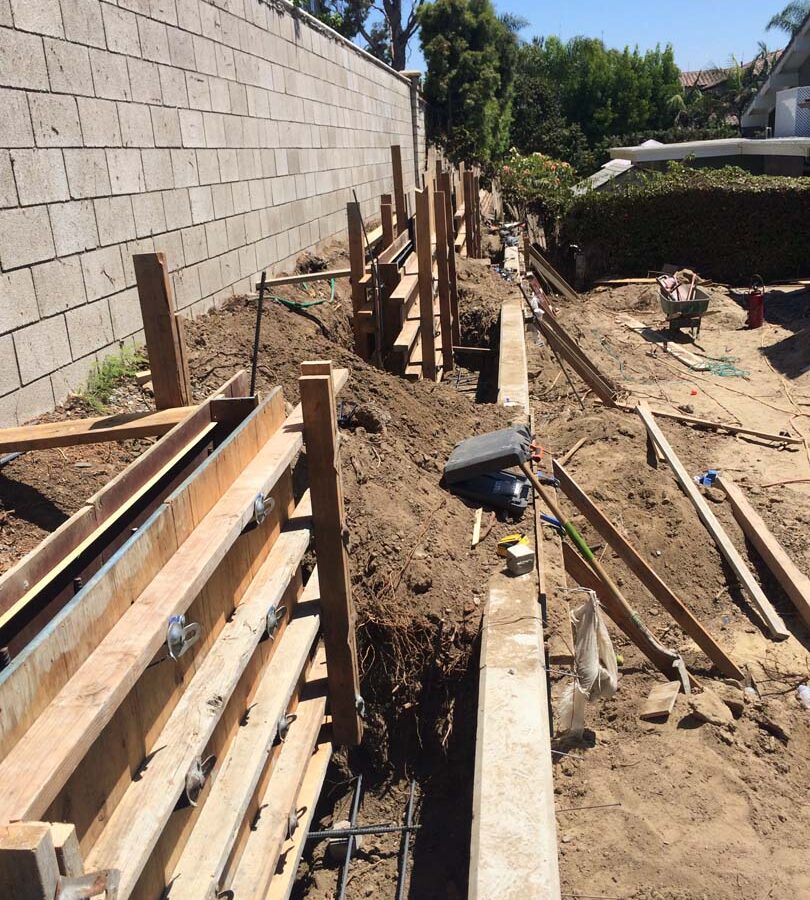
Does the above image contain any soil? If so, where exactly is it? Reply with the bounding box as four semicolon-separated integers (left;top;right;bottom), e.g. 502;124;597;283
2;238;809;900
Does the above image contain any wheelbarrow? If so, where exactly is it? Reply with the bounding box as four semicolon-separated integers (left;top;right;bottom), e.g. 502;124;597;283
657;275;710;339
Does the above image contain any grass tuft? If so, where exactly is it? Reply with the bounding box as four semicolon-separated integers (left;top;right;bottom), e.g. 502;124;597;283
80;345;147;413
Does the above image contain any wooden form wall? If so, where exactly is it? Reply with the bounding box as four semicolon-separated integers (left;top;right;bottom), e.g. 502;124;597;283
0;363;361;900
347;146;483;380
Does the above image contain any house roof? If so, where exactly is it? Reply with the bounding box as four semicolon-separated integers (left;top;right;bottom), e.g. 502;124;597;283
610;136;810;163
573;158;634;195
743;12;810;127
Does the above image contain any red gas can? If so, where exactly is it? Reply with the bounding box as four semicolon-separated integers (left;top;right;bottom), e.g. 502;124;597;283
747;277;765;329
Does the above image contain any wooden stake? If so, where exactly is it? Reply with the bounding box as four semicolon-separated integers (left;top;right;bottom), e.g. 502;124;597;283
464;170;475;258
381;193;394;247
434;188;454;373
415;188;437;381
637;404;789;640
299;362;363;746
0;822;60;900
346;201;370;361
391;145;407;235
133;253;192;410
439;171;460;347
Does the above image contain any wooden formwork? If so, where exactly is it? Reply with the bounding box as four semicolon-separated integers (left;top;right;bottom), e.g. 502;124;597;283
0;361;361;900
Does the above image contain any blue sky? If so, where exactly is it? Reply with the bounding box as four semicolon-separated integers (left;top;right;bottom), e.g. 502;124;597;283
399;0;785;72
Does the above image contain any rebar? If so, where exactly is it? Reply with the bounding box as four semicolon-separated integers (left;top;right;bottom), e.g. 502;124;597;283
308;823;422;841
249;271;267;396
336;774;362;900
395;780;417;900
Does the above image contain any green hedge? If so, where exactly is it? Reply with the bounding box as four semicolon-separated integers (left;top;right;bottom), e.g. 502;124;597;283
561;165;810;284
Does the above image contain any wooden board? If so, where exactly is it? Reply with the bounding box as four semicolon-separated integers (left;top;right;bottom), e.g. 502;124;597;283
526;246;579;304
622;318;711;371
415;188;437;381
0;406;196;453
717;474;810;631
257;268;351;288
639;681;681;720
391;144;407;236
497;298;530;417
637;404;789;641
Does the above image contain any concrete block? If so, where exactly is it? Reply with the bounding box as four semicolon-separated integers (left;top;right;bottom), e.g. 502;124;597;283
0;25;49;90
0;151;17;207
179;108;205;148
181;223;207;265
65;297;114;357
131;190;166;236
209;75;230;113
225;213;245;250
167;25;195;69
188;184;213;223
0;0;10;27
78;96;122;146
81;243;125;299
14;313;72;383
0;88;33;148
44;37;93;95
107;285;142;339
151;106;181;147
127;57;162;104
89;47;132;100
12;148;69;207
0;333;20;396
211;182;233;218
171;264;199;310
192;34;216;76
117;0;150;14
217;147;238;181
60;0;105;47
196;147;220;184
186;71;211;110
202;111;225;148
64;148;111;198
198;0;220;40
0;375;54;426
170;147;198;187
149;0;177;26
214;42;235;80
10;0;63;37
0;267;39;334
161;186;191;230
28;94;82;147
151;228;183;269
141;147;173;190
107;148;146;194
102;3;141;56
138;16;170;63
228;80;247;115
230;179;249;214
118;102;154;148
219;247;238;288
31;255;87;316
204;217;226;256
175;0;201;33
94;194;136;245
196;254;221;297
158;62;188;107
118;234;154;284
50;351;99;404
50;198;99;254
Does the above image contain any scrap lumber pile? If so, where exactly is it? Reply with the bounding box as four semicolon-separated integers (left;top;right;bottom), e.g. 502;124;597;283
347;148;475;382
0;360;363;900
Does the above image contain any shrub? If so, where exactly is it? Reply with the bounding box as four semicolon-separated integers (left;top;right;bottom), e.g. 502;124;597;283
561;163;810;284
499;148;576;228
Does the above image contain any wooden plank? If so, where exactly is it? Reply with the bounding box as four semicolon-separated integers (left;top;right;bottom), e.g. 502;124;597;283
391;144;407;235
554;461;744;680
346;201;369;361
0;406;196;453
471;508;483;548
391;273;418;303
415;188;437;381
299;363;362;746
381;193;394;248
470;571;561;900
637;404;789;640
133;252;192;410
255;269;352;289
263;724;332;900
717;474;810;631
0;822;60;900
434;188;454;374
497;298;530;416
49;823;83;877
640;681;681;720
378;230;410;267
0;373;348;822
166;613;325;899
393;317;420;354
463;171;475;259
440;172;461;347
527;246;579;304
613;401;803;445
84;502;314;898
228;680;327;899
622;318;710;371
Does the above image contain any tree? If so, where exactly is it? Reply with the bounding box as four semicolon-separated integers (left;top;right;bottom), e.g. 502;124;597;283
419;0;518;163
766;1;810;35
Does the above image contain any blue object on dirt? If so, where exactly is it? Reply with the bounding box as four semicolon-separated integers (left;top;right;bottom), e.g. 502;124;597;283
696;469;719;487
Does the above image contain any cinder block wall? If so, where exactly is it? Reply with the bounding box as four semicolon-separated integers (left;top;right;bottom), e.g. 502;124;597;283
0;0;423;426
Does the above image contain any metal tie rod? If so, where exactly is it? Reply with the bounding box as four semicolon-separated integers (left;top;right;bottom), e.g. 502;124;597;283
307;823;422;841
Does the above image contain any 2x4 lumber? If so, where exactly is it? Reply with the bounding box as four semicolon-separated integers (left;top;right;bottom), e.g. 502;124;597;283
84;502;314;898
637;404;789;640
257;269;351;289
553;461;744;679
166;599;324;899
0;822;60;900
470;571;561;900
527;246;579;304
640;681;681;720
0;405;196;453
717;474;810;630
391;273;418;303
346;202;369;361
263;724;333;900
439;172;461;347
415;188;437;381
391;144;408;235
463;171;475;259
49;823;83;877
299;362;363;746
434;188;454;373
497;298;530;416
0;373;348;823
381;193;394;248
228;680;328;898
393;317;420;354
133;252;192;410
613;401;803;445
